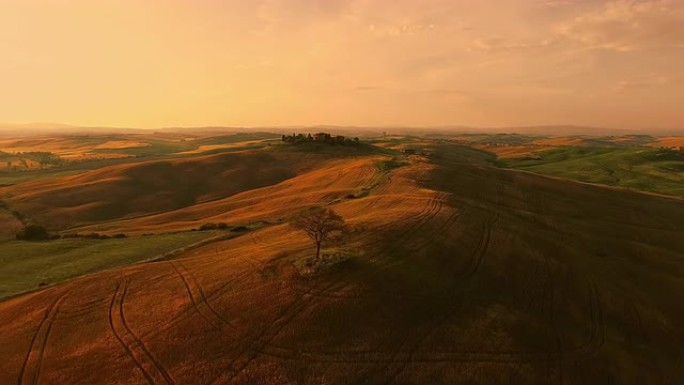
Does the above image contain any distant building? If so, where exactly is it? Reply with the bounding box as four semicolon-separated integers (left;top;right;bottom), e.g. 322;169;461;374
314;133;330;141
282;132;360;147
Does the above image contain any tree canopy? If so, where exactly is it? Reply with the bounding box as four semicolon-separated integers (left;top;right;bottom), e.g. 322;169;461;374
291;207;346;259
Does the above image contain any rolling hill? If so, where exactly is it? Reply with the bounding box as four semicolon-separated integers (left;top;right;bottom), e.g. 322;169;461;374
0;143;682;384
2;151;320;229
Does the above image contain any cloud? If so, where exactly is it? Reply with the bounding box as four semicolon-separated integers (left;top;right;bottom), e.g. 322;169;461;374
368;22;437;37
556;0;684;51
537;0;596;8
613;73;672;93
255;0;354;30
353;86;384;92
468;37;556;52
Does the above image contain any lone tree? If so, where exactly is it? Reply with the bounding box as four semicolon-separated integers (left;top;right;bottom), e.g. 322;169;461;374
291;207;346;260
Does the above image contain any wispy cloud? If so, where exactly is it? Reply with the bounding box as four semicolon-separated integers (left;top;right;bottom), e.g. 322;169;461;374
353;86;384;92
555;0;684;51
614;73;673;93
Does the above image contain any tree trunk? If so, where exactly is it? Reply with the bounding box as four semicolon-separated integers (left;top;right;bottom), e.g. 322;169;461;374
315;241;321;260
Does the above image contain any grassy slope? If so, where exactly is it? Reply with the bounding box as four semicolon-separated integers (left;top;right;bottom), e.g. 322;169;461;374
0;231;218;299
498;146;684;198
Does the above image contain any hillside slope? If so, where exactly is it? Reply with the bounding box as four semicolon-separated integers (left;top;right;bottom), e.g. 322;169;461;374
71;154;384;234
0;145;682;384
3;151;320;228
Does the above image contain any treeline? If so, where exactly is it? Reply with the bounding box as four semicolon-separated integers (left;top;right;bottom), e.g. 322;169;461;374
15;224;128;241
192;222;248;232
0;150;65;169
650;147;684;160
14;221;249;242
281;132;360;146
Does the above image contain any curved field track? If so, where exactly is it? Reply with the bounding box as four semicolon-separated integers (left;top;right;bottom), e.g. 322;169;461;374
1;145;684;384
17;292;68;385
108;279;176;385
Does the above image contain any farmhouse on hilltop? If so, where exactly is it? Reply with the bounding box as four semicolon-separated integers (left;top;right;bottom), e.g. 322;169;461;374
281;132;360;146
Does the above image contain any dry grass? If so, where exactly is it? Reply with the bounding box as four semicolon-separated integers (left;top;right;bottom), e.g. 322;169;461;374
0;136;146;160
2;150;318;229
648;136;684;149
69;154;386;234
175;140;267;155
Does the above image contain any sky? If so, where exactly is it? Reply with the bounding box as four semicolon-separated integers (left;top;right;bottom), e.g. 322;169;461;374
0;0;682;129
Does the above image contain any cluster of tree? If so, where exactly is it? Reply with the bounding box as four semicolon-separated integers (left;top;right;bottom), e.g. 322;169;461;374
198;222;229;231
62;232;127;240
192;222;248;232
16;224;51;241
15;224;128;241
0;151;65;169
281;132;360;146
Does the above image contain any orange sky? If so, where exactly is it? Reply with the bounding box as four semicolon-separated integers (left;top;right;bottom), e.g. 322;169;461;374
1;0;682;129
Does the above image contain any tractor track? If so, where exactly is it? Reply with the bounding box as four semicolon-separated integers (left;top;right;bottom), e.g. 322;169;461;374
293;204;465;302
108;279;175;385
255;280;605;369
365;296;465;385
293;194;450;300
207;251;389;385
533;250;564;385
169;261;235;332
404;205;466;253
462;215;497;278
567;282;605;358
358;195;442;250
364;194;448;270
208;289;319;384
142;261;258;340
17;291;69;385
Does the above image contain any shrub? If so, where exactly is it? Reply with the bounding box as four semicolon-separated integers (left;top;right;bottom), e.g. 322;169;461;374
199;223;218;231
377;158;409;172
294;252;356;277
230;226;248;232
112;233;127;239
16;224;50;241
217;222;229;229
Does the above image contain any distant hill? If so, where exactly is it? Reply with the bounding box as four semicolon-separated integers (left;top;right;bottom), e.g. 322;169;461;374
0;123;147;135
2;123;682;137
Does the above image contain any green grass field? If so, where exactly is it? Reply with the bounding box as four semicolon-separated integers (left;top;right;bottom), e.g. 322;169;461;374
0;231;220;299
498;146;684;198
